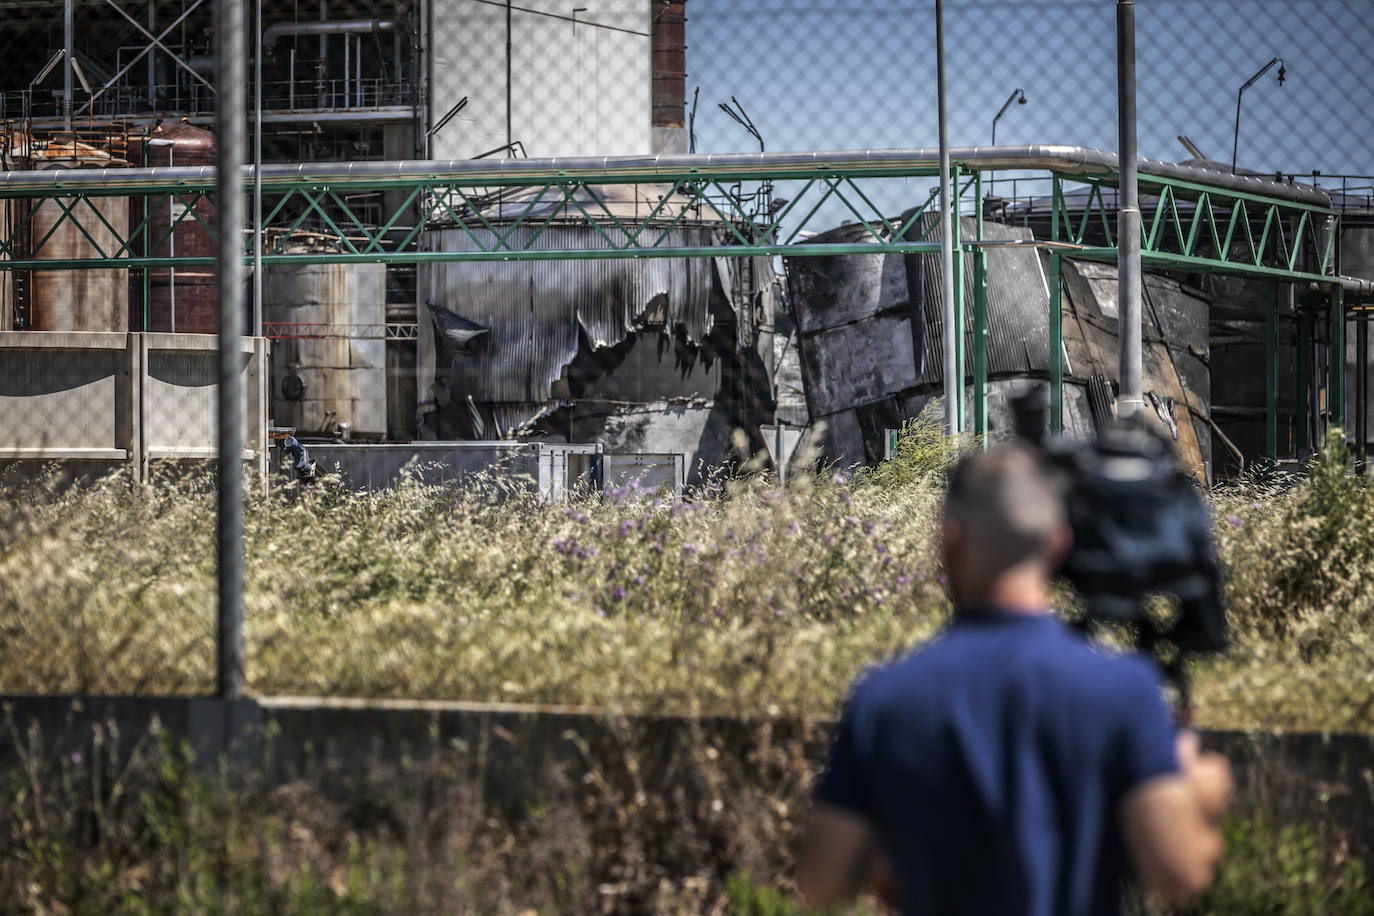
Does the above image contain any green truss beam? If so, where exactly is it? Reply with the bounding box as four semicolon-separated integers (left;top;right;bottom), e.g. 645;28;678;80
0;164;1342;287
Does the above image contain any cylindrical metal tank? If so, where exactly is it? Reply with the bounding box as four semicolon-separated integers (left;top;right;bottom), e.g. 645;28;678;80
266;257;387;437
130;120;216;333
28;153;129;332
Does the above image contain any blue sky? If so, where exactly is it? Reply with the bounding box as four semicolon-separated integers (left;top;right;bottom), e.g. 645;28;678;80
684;0;1374;228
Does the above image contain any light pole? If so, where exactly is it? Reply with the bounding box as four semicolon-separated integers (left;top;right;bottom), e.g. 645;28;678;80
990;88;1026;146
1231;57;1286;173
935;0;957;436
1116;0;1143;420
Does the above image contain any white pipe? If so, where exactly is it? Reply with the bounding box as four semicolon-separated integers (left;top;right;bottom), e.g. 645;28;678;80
0;147;1335;208
262;19;395;47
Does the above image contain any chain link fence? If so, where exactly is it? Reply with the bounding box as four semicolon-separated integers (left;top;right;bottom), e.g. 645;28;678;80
0;0;1372;699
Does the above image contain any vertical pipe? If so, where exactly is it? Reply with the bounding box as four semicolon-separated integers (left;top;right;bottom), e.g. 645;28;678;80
953;170;965;433
1357;309;1368;472
1049;177;1063;433
253;0;263;337
215;0;247;702
1115;0;1143;419
344;30;351;108
147;0;156;106
318;1;327;109
935;0;957;436
63;0;74;129
1266;283;1279;463
168;145;176;331
973;171;988;442
1296;313;1310;455
1331;285;1346;438
142;128;151;332
505;0;513;149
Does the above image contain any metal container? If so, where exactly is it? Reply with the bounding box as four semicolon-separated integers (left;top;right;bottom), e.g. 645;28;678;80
28;156;129;332
131;121;216;333
287;440;602;501
266;259;388;437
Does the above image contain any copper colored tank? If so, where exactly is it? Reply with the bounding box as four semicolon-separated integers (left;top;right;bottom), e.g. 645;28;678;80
28;155;130;332
131;120;217;333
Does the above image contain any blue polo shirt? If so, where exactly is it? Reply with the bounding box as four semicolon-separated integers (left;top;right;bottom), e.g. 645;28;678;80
815;610;1178;916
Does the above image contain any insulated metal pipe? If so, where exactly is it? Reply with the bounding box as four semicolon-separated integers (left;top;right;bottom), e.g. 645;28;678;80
215;0;246;702
262;18;395;46
0;146;1334;207
935;0;958;435
1116;0;1143;419
253;0;263;336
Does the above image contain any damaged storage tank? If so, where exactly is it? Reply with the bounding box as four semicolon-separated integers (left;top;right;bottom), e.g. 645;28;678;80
418;184;779;483
787;213;1213;481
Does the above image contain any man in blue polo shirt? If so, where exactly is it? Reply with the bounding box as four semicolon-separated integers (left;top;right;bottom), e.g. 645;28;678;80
797;444;1231;915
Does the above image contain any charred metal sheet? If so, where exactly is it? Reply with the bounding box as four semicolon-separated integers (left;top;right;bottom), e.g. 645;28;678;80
798;313;920;417
786;222;913;334
1059;257;1213;480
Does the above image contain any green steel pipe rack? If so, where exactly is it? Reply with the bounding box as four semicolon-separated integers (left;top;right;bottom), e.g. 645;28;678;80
0;147;1359;459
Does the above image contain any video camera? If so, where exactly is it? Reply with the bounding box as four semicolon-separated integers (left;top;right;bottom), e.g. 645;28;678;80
1010;387;1227;718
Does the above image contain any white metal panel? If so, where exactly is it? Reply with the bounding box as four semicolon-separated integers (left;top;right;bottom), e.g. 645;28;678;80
429;0;651;160
602;452;684;500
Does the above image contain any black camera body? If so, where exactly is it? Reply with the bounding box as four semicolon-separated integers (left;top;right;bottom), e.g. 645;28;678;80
1011;387;1227;713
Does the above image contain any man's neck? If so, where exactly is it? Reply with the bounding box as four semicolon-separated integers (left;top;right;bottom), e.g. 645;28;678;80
961;566;1051;615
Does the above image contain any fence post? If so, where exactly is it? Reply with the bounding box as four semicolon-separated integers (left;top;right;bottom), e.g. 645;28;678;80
1266;284;1279;463
216;0;247;701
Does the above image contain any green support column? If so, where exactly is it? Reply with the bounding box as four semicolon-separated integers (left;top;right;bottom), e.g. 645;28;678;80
1331;285;1346;437
1265;284;1279;463
973;172;989;443
951;166;965;433
1296;314;1310;455
1049;178;1064;433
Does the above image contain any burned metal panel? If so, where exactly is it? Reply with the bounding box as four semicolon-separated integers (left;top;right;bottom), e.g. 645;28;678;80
913;216;1050;385
798;313;920;417
786;223;913;334
1060;257;1213;480
784;221;923;430
420;222;719;408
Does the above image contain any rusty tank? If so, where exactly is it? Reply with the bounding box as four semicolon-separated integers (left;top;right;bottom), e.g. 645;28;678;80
129;120;216;333
26;137;129;332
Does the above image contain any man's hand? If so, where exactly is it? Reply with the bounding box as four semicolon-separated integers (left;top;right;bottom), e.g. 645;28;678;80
797;803;879;910
1176;729;1232;821
1121;730;1232;907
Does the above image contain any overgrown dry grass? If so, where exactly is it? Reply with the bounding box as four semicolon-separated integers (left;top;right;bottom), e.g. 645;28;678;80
1;419;1371;732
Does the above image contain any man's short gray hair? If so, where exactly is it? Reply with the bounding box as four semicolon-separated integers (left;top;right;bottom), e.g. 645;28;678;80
943;444;1067;579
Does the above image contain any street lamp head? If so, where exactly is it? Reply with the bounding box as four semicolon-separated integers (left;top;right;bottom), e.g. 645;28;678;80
1017;91;1027;104
1277;63;1286;86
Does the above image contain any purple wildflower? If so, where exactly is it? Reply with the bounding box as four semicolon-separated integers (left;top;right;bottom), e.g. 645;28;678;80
1227;515;1243;529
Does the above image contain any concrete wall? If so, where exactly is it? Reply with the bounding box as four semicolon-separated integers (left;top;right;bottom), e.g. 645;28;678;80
3;694;1370;868
428;0;651;159
0;332;269;481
